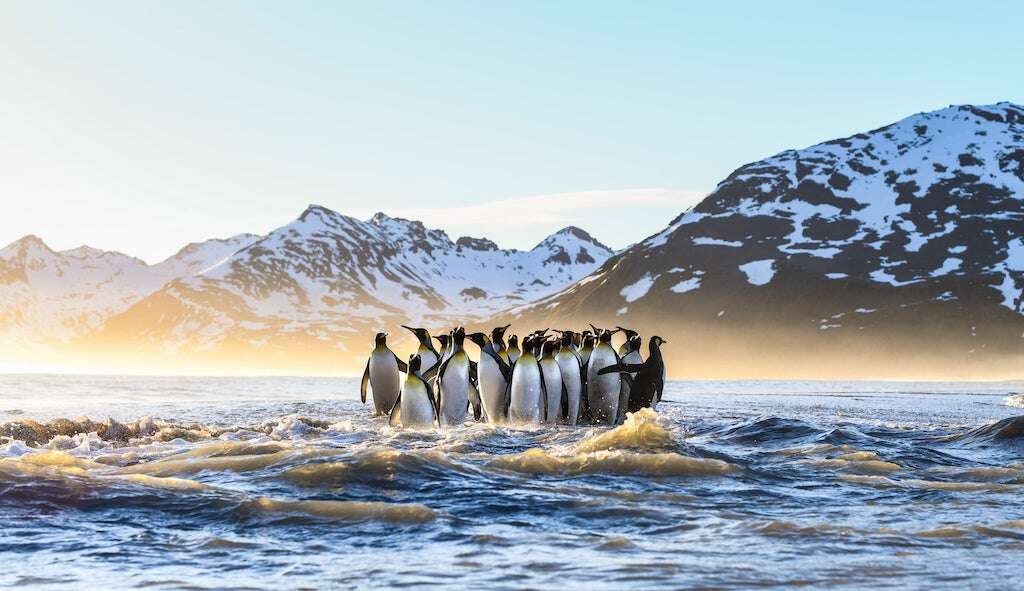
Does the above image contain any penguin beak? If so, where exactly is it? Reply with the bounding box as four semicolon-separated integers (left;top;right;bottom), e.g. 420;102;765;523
401;325;414;332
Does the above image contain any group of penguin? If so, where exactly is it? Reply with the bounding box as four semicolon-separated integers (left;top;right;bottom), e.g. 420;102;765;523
360;324;668;429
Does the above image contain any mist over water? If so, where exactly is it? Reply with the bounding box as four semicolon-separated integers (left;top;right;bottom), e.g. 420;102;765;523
2;375;1024;589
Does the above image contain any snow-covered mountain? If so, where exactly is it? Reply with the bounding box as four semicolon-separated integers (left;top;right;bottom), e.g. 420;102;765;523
86;206;613;369
0;233;259;353
505;102;1024;378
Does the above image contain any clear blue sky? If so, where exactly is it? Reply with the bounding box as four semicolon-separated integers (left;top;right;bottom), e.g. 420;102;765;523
1;1;1021;261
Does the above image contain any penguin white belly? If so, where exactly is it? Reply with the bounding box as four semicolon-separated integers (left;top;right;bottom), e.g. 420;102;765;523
509;361;542;424
368;352;401;415
400;379;435;429
478;354;507;424
439;355;469;426
586;347;620;424
540;360;562;424
555;353;582;425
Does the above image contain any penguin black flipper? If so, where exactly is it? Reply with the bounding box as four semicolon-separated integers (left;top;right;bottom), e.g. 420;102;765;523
560;381;569;422
469;360;478;381
468;381;482;421
598;363;645;376
360;359;371;404
424;378;441;427
539;370;549;423
388;393;402;428
392;353;408;373
503;373;513;419
422;359;443;381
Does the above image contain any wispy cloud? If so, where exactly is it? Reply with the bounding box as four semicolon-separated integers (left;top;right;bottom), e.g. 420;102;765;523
353;188;706;249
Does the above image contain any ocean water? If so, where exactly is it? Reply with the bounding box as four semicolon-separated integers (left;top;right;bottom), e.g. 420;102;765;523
2;375;1024;590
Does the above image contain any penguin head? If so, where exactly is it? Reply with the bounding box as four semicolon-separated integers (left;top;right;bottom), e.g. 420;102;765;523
598;329;613;344
453;326;466;347
589;323;603;335
467;332;489;349
541;340;556;359
402;325;431;344
374;332;388;347
650;335;668;348
433;334;450;349
508;334;519;349
629;334;642;351
560;331;574;347
616;326;639;340
408;354;422;374
491;324;510;344
582;333;595;349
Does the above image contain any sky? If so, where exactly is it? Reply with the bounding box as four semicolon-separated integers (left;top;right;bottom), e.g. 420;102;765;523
1;1;1022;262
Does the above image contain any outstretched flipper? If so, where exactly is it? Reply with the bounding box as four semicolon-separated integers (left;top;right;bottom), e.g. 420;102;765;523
360;359;371;404
598;363;644;376
388;393;402;427
392;352;409;373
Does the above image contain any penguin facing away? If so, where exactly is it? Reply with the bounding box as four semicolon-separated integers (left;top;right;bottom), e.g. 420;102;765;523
361;332;409;415
389;355;440;429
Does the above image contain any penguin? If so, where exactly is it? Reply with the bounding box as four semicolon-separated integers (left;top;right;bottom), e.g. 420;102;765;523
554;331;585;425
615;326;640;358
389;355;440;429
586;329;622;424
507;335;522;365
507;335;547;424
598;336;668;413
435;327;470;427
614;334;643;424
434;332;453;364
360;332;409;416
572;330;583;351
468;332;512;423
492;324;511;363
402;325;440;374
539;340;566;424
579;332;595;367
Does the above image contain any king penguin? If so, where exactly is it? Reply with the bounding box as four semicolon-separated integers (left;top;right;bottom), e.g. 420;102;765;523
468;332;511;423
492;324;511;363
435;327;470;427
555;331;585;425
389;355;440;429
361;332;408;416
507;335;547;424
539;340;566;424
586;329;622;424
615;326;640;358
507;335;522;365
402;325;439;373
